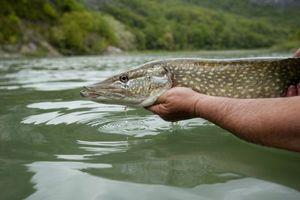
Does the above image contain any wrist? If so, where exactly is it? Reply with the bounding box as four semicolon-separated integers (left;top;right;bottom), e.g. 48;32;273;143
193;93;214;119
193;94;235;125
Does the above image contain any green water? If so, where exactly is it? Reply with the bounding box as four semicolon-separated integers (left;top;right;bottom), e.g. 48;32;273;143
0;51;300;200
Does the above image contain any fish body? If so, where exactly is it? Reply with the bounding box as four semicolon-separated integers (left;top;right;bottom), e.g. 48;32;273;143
80;57;300;106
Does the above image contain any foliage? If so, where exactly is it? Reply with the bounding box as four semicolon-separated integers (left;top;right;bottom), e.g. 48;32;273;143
103;16;137;50
0;0;119;54
51;11;116;54
0;13;21;44
98;0;298;50
43;3;58;19
0;0;299;55
273;27;300;51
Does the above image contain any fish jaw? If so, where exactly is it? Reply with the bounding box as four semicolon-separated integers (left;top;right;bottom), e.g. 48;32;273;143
80;83;146;106
80;65;172;107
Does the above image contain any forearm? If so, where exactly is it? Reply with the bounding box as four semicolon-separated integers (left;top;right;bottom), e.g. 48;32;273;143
195;95;300;152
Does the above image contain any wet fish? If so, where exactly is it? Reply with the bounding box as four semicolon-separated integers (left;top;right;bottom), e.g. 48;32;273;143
80;57;300;106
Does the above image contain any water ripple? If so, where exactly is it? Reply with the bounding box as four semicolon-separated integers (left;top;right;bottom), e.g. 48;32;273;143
56;140;129;160
22;101;126;125
0;55;166;91
97;115;206;136
22;100;207;137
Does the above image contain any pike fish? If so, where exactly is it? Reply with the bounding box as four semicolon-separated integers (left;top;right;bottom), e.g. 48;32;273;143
80;57;300;107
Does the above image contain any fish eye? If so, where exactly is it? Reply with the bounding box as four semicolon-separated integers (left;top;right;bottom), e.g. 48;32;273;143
119;74;129;83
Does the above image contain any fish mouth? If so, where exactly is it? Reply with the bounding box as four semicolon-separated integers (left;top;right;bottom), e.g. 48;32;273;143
80;86;99;98
80;84;124;99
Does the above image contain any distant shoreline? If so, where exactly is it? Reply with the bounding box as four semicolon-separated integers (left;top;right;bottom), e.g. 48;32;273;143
0;48;296;60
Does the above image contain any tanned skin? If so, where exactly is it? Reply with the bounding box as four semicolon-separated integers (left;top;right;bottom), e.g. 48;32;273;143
148;49;300;152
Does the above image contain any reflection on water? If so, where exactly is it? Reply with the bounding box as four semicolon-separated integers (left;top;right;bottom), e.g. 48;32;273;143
56;140;129;160
22;100;207;136
1;52;300;200
21;101;120;126
26;161;300;200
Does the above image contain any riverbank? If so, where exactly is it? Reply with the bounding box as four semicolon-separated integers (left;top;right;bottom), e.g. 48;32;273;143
1;48;297;60
1;0;299;58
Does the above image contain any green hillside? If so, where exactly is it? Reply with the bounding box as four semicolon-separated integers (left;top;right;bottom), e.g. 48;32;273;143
0;0;299;56
96;0;300;50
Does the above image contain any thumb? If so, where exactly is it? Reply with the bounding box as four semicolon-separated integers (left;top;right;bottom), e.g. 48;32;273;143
146;104;161;114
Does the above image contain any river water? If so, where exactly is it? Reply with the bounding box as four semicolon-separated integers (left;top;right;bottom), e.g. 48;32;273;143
0;51;300;200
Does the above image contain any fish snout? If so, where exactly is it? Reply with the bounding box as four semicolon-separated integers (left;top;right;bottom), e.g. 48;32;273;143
80;86;95;97
83;85;93;91
80;90;87;97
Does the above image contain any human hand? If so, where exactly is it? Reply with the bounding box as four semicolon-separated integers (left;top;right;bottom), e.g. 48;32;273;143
147;87;201;121
286;84;300;96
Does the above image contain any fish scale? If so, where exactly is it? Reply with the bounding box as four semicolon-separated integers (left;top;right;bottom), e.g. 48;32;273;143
161;58;300;98
81;57;300;106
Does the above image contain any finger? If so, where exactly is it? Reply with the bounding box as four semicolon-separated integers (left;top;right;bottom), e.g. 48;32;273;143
146;104;160;114
297;83;300;96
293;48;300;58
286;85;297;97
152;93;167;105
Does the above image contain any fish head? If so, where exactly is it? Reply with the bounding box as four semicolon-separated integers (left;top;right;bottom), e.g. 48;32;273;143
80;64;172;107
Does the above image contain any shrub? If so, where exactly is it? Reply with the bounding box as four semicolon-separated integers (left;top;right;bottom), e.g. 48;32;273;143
51;11;116;54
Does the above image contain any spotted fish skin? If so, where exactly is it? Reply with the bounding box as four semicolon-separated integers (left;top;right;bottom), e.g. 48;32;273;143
81;57;300;106
153;57;300;98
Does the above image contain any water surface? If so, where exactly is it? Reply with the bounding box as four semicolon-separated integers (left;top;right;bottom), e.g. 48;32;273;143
0;51;299;200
